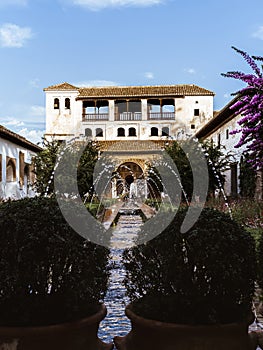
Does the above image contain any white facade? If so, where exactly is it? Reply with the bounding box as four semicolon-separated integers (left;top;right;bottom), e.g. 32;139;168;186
196;98;262;199
0;126;41;200
44;83;214;142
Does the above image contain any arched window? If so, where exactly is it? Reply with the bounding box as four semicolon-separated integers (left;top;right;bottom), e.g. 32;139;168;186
96;128;103;137
85;128;92;137
128;127;136;137
24;165;30;192
117;128;125;137
54;98;60;109
162;127;169;136
6;159;16;182
150;127;158;136
65;98;70;109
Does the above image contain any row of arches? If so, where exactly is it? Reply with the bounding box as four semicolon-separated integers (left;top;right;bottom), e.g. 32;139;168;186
84;127;170;138
54;98;70;110
85;128;103;137
1;157;31;183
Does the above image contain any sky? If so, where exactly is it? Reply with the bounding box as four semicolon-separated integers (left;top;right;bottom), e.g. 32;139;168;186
0;0;263;144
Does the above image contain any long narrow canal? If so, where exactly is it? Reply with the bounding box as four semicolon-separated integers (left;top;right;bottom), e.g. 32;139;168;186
98;214;143;347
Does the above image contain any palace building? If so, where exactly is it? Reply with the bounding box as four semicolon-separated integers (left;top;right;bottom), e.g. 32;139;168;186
44;82;262;200
44;82;214;142
43;82;215;199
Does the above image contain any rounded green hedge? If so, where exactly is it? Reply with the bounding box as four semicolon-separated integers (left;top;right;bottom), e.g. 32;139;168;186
0;197;110;326
123;207;256;325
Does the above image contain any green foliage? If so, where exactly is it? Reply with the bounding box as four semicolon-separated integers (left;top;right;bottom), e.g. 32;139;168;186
239;153;257;198
33;138;61;196
201;140;232;197
165;141;193;201
0;197;110;326
33;138;99;199
123;207;256;325
257;230;263;293
165;140;232;200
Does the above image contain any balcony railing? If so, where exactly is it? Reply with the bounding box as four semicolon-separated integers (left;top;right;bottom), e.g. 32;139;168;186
148;112;175;120
115;112;142;121
82;113;109;121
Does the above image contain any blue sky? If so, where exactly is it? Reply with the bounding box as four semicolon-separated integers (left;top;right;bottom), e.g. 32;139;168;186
0;0;263;144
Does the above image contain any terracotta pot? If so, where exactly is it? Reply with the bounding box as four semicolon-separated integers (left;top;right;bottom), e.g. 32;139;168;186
114;304;251;350
0;304;113;350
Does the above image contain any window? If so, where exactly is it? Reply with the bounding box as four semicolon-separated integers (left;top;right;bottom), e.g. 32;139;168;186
162;127;169;136
96;128;103;137
6;158;16;182
128;127;136;137
117;128;125;137
54;98;60;109
191;124;195;129
85;128;92;137
226;129;229;140
65;98;70;109
194;109;199;116
218;133;221;146
150;127;158;136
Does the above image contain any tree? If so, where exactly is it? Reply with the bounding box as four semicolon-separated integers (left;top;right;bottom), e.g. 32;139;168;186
222;46;263;170
239;152;256;198
33;138;61;196
165;140;232;200
33;138;99;198
201;140;233;197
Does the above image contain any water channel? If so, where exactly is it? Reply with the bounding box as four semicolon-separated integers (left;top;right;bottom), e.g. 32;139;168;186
98;213;143;346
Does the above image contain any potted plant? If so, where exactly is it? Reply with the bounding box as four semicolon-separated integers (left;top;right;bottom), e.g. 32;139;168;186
115;207;256;350
0;197;113;350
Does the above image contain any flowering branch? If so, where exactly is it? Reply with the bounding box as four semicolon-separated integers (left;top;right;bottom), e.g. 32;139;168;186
222;47;263;170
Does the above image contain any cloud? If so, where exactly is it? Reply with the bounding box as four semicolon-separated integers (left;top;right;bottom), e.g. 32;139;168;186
252;26;263;40
29;78;40;88
184;68;196;74
74;80;119;87
30;105;45;117
2;119;25;127
63;0;165;11
144;72;154;79
224;93;230;98
18;128;45;145
0;23;33;48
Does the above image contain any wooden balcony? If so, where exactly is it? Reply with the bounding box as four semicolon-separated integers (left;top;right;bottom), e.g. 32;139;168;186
115;112;142;121
82;113;109;121
148;112;175;120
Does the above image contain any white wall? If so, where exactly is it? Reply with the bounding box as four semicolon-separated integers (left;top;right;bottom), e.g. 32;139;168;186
0;138;37;200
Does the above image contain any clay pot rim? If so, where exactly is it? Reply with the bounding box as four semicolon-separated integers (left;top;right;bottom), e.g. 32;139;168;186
125;304;248;331
0;303;107;336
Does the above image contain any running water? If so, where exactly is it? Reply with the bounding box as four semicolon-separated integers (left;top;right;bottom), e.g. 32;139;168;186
98;214;143;345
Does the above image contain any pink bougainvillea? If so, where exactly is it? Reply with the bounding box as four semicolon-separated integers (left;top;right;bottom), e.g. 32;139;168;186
222;46;263;170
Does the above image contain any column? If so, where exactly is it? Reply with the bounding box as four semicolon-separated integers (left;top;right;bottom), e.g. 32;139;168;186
141;99;148;120
109;100;115;121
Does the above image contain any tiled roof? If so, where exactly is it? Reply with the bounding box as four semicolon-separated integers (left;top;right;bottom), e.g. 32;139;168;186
77;85;214;99
44;82;78;91
43;82;214;98
0;125;42;152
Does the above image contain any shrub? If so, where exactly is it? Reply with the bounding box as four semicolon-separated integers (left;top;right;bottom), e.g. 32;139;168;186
123;207;256;325
0;197;110;327
257;230;263;293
